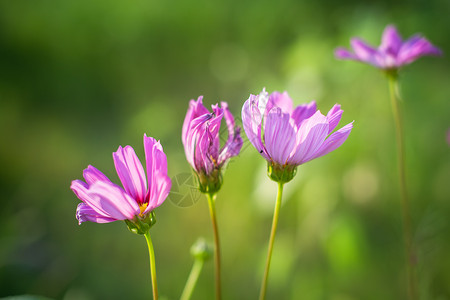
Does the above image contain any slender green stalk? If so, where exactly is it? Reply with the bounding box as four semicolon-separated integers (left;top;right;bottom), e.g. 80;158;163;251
180;258;205;300
144;231;159;300
259;182;284;300
387;74;417;300
206;193;221;300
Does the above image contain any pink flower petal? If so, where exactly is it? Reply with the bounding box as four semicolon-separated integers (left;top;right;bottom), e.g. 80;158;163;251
398;35;442;66
182;96;209;146
264;108;297;164
350;38;381;67
84;181;140;220
334;47;358;60
113;145;147;204
291;101;317;127
76;203;116;225
144;171;171;214
289;111;329;165
144;134;170;209
83;165;112;185
71;179;91;203
380;25;403;55
242;94;267;158
311;122;354;160
326;104;343;134
267;91;294;115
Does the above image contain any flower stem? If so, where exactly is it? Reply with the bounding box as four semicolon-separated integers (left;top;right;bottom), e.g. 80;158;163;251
180;258;205;300
259;182;284;300
387;74;417;300
144;231;158;300
206;193;221;300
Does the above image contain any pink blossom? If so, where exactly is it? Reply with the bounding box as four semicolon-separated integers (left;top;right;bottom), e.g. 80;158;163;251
335;25;442;70
71;134;171;225
242;89;353;181
182;96;242;192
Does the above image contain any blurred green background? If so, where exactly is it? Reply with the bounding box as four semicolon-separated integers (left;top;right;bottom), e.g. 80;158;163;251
0;0;449;299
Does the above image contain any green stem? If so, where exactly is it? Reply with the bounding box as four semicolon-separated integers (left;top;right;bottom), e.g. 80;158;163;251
180;258;205;300
259;182;284;300
206;193;221;300
387;74;417;300
144;231;159;300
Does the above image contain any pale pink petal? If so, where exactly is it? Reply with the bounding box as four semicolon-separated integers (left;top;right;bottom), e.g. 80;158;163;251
291;101;317;127
264;109;297;164
310;122;353;161
242;95;268;159
266;91;293;115
289;111;329;165
113;145;147;204
326;104;343;134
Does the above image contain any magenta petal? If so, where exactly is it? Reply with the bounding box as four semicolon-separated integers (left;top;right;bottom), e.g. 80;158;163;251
398;35;442;65
289;111;329;164
113;145;147;204
83;165;112;185
144;171;171;214
219;127;243;165
264;109;297;164
144;134;170;208
71;180;91;203
84;181;140;220
350;38;381;67
76;203;116;225
326;104;343;134
291;101;317;127
221;102;236;139
380;25;403;55
218;102;243;165
182;96;209;146
334;47;358;60
312;122;353;160
184;113;211;169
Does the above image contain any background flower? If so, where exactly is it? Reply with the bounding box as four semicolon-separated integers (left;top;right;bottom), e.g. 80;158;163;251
335;25;442;69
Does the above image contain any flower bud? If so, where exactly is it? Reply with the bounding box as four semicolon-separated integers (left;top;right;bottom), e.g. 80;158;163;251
190;237;213;261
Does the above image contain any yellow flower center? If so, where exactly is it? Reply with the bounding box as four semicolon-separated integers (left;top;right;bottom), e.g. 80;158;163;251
139;203;148;217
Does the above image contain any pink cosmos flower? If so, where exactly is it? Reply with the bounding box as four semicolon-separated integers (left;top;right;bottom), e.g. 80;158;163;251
242;89;353;182
335;25;442;70
71;134;171;226
182;96;243;193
